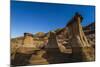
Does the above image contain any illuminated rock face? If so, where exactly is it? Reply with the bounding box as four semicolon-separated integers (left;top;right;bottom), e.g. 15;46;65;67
23;33;35;48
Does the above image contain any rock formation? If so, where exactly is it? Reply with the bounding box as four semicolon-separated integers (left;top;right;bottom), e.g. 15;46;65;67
44;32;71;63
22;33;34;48
66;13;94;61
83;22;95;48
29;50;48;65
11;12;95;66
45;32;59;49
11;33;36;66
55;28;72;54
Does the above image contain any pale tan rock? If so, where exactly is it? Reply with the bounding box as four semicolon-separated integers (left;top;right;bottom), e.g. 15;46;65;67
23;33;35;48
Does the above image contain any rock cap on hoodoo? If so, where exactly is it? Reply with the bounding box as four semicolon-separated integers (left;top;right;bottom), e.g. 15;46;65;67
66;12;83;27
24;33;33;37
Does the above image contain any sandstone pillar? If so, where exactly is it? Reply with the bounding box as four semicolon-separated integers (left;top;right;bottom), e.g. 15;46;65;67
67;13;94;61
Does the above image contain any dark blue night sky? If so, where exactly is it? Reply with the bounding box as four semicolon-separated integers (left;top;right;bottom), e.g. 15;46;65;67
11;1;95;38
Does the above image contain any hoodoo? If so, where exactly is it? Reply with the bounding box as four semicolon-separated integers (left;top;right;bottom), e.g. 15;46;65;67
66;13;94;61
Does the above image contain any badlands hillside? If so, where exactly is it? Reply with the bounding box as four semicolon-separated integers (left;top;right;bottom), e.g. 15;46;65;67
11;13;95;66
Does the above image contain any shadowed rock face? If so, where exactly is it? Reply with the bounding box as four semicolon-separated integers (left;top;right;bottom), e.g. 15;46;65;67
11;53;32;66
45;32;59;49
45;32;61;56
44;32;62;63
